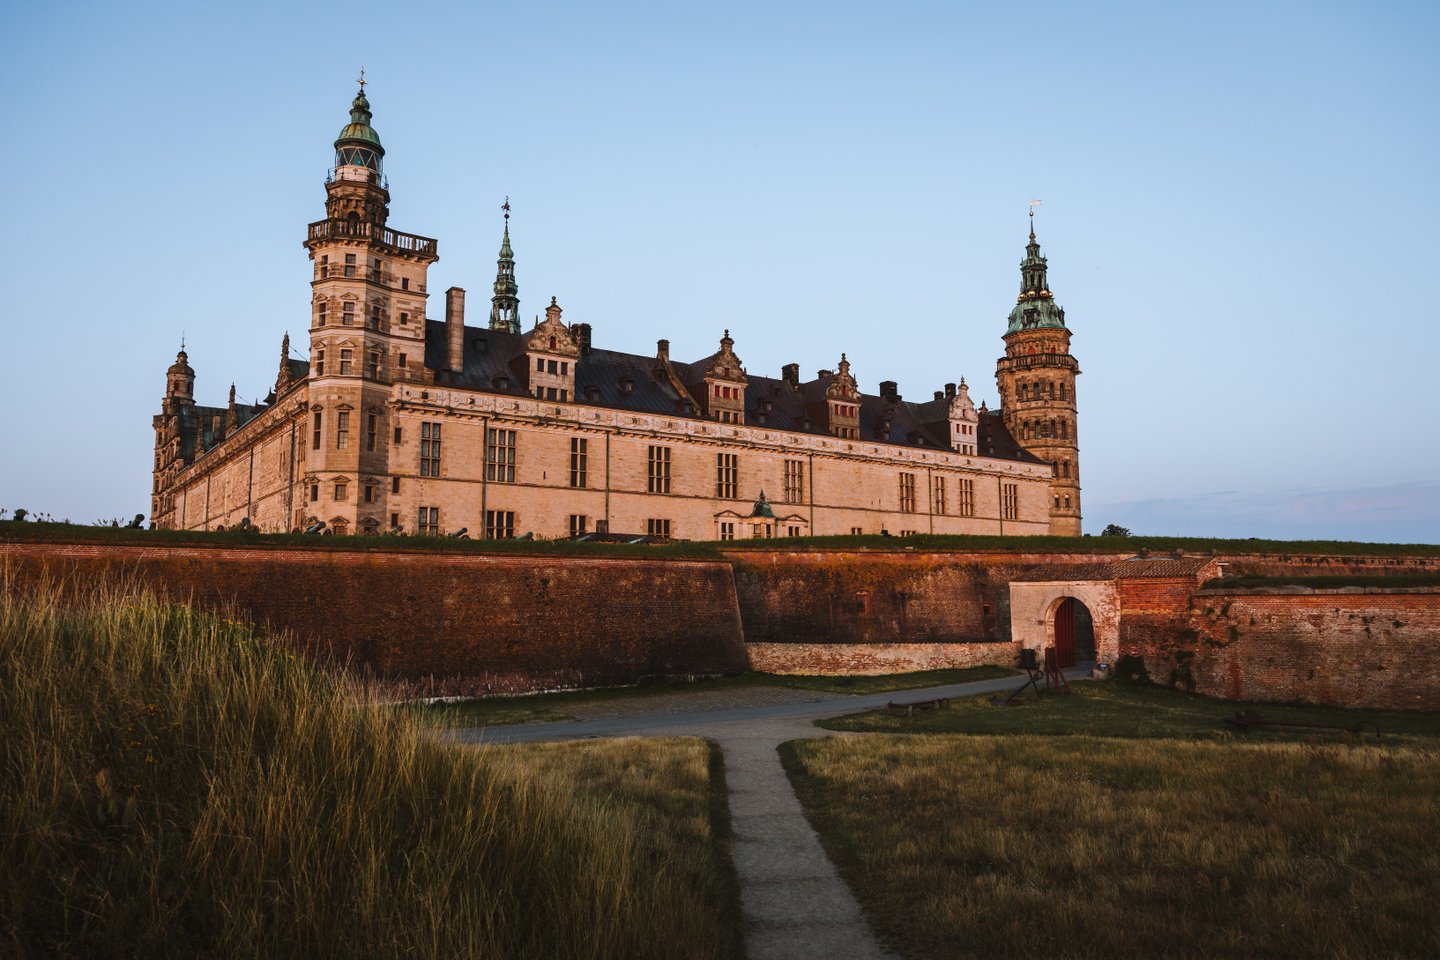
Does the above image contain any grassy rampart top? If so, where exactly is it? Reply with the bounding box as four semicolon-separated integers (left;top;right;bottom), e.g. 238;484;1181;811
3;521;1437;561
1200;572;1440;592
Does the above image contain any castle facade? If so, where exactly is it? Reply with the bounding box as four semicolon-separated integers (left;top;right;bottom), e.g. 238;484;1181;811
152;84;1082;539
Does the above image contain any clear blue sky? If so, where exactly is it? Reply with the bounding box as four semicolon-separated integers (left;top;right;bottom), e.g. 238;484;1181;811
2;0;1437;541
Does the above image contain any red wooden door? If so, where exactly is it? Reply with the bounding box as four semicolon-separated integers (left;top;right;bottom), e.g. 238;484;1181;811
1054;597;1076;668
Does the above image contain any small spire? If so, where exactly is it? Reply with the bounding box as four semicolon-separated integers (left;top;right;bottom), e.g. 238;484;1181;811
228;383;236;406
357;66;366;92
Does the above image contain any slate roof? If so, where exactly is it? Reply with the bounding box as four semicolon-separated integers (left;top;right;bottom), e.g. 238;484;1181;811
1013;555;1218;582
423;319;1043;463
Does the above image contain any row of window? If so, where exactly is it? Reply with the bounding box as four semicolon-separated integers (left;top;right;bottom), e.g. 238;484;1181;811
314;347;408;377
315;300;409;329
897;474;978;516
307;421;1021;519
1052;494;1074;510
1016;380;1068;402
1021;418;1071;441
316;253;413;291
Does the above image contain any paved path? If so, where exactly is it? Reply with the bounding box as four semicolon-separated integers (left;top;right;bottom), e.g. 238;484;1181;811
448;670;1089;960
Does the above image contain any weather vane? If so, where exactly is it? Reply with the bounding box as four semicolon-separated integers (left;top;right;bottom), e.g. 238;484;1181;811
502;196;510;223
358;66;366;91
1029;198;1041;219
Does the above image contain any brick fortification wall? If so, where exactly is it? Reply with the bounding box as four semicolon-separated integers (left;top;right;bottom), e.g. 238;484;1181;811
726;550;1127;674
1119;583;1440;710
0;542;746;695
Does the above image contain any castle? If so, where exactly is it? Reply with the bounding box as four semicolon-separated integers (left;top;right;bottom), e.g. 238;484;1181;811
152;83;1082;540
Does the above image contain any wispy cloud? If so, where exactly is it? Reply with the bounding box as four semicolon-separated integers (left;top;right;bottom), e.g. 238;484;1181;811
1087;480;1440;543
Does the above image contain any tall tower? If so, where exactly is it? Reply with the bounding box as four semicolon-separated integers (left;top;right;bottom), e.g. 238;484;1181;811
302;77;439;534
995;213;1082;535
490;200;520;332
152;345;196;527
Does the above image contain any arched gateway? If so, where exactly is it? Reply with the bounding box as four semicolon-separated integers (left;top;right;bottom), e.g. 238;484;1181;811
1008;554;1221;670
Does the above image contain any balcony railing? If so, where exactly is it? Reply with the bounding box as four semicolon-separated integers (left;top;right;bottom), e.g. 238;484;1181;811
306;218;438;259
996;352;1079;371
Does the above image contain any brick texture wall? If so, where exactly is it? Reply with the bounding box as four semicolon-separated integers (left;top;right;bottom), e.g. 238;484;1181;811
725;550;1128;646
746;640;1019;675
0;542;746;695
1120;586;1440;710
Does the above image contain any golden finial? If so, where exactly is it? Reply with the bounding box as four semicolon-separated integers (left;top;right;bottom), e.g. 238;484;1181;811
357;66;367;92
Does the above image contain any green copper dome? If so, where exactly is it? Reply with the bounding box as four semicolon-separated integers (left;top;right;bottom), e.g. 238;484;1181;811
1005;223;1067;334
333;86;385;172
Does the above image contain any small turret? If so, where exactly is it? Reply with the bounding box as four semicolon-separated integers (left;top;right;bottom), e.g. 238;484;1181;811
165;344;195;410
276;332;292;392
490;199;520;333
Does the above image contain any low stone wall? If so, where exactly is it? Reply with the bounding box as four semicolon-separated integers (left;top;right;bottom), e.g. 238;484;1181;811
1120;587;1440;710
745;640;1019;676
0;541;747;695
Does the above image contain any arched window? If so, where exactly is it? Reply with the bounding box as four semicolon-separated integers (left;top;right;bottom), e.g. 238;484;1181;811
1048;382;1056;399
1060;383;1067;400
1060;420;1069;439
549;336;557;350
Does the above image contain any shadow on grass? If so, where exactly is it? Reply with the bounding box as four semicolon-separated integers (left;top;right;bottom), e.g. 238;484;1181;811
817;678;1440;742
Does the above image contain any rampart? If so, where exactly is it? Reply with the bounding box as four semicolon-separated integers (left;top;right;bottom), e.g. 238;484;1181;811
2;532;1437;706
0;541;747;695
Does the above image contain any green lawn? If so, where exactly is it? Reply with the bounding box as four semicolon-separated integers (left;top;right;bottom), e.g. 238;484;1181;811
817;676;1440;742
783;734;1440;960
420;666;1018;727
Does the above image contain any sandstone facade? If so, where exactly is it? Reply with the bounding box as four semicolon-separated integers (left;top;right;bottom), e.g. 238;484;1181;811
152;83;1082;540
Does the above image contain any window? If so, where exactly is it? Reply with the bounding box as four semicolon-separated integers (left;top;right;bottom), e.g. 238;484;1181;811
391;476;400;493
401;278;409;291
344;253;356;278
364;484;374;503
399;311;408;325
317;301;327;325
568;514;588;537
716;453;738;499
718;521;735;541
536;358;544;371
334;481;348;501
339;349;352;375
309;483;319;502
312;411;322;450
1060;383;1067;400
485;510;515;540
850;526;864;536
316;350;325;376
648;445;671;494
647;518;671;538
335;411;349;449
1002;483;1019;520
368;352;379;379
570;437;588;488
398;353;407;368
751;523;768;539
418;506;439;536
366;414;378;452
1061;461;1070;478
561;362;568;375
899;472;917;513
390;512;399;528
368;258;381;282
1060;420;1069;439
933;476;947;515
342;302;354;325
1064;495;1071;508
783;459;804;504
1054;495;1061;508
486;428;516;483
370;303;381;327
547;359;558;374
393;426;402;444
787;525;801;537
420;422;441;476
958;478;975;517
319;255;329;279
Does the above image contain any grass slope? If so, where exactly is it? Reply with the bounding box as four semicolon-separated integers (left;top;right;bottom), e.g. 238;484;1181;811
4;520;1437;558
783;735;1440;960
0;576;740;960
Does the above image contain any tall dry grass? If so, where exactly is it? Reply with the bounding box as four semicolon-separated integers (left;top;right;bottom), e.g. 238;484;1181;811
785;734;1440;960
0;572;738;959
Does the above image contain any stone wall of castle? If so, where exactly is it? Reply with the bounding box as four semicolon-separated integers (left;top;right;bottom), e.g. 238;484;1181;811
1;541;747;695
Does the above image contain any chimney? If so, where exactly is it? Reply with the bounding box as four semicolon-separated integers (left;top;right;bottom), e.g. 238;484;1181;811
782;363;800;387
818;369;834;379
879;380;898;402
445;287;466;374
934;390;944;401
575;322;593;356
945;382;957;398
657;338;669;361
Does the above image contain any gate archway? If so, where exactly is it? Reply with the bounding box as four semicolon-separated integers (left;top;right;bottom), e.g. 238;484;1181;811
1049;596;1096;668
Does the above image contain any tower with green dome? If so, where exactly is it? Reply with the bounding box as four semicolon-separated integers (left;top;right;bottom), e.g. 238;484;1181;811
489;201;521;333
995;212;1082;536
